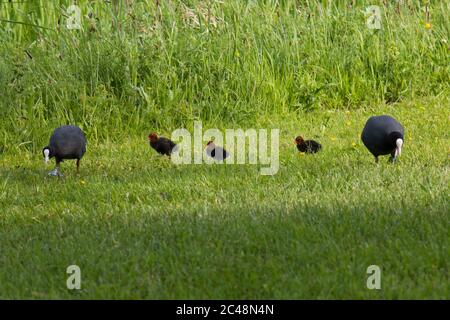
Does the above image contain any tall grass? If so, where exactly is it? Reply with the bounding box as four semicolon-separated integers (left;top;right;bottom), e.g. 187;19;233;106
0;0;448;151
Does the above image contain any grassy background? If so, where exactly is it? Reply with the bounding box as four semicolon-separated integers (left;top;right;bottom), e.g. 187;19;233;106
0;0;449;299
0;0;449;148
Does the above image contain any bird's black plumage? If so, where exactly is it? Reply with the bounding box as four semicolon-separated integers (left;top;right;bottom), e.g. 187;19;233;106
361;115;404;161
210;147;228;160
149;134;177;156
43;125;87;174
295;136;322;153
205;141;229;161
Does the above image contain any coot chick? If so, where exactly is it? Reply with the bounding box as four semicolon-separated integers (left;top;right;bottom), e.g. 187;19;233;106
295;136;322;153
148;132;177;156
42;125;87;176
205;141;229;161
361;115;404;163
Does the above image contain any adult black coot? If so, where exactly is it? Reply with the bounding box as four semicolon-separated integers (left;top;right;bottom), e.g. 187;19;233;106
43;125;87;176
361;115;404;163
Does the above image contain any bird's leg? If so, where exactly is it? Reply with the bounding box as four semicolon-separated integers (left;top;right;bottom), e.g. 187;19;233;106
374;156;379;164
56;162;63;176
389;152;397;164
76;159;80;174
49;162;61;177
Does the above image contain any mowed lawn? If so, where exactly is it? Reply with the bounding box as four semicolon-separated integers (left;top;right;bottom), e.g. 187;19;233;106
0;99;448;299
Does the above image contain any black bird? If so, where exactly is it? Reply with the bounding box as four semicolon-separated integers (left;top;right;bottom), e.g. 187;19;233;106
205;141;229;161
148;132;177;156
42;125;87;176
294;136;322;153
361;115;404;163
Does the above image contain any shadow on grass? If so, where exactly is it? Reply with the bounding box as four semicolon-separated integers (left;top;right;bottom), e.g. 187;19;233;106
0;200;447;299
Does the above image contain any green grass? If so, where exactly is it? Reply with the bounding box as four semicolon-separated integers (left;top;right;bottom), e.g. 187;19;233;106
0;0;449;299
0;99;448;299
0;1;449;149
